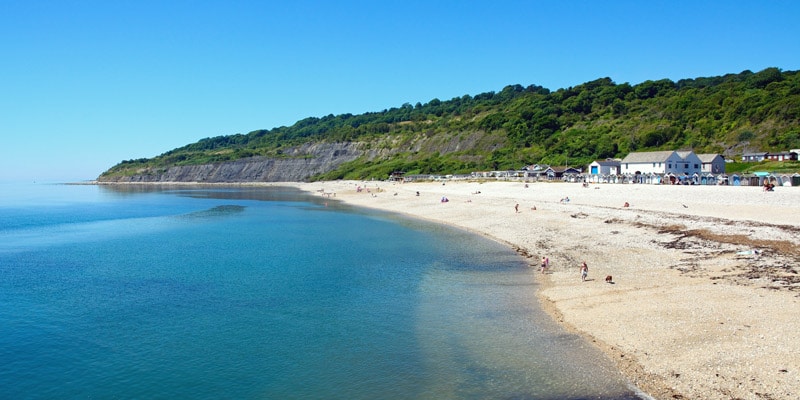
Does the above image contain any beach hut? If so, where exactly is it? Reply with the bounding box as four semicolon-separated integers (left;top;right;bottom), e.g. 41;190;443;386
743;174;760;186
649;174;663;185
731;174;741;186
752;172;770;186
789;173;800;186
767;174;779;186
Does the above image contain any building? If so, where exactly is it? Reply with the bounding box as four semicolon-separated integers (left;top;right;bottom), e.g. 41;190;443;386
587;159;621;175
765;151;798;161
697;154;726;174
742;152;768;162
544;166;582;180
620;151;702;175
742;151;798;162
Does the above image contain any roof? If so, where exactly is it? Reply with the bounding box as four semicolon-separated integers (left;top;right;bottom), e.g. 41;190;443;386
591;160;620;166
696;153;723;162
546;166;582;173
620;151;676;163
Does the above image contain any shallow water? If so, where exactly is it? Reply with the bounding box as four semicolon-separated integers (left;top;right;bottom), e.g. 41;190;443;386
0;183;641;399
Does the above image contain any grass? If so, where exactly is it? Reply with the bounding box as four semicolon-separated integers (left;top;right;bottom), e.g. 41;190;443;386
724;160;800;174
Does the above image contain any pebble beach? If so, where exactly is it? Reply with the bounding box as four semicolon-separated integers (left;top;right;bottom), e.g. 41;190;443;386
287;180;800;400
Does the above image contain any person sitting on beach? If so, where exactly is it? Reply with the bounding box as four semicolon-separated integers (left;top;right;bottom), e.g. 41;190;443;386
623;202;630;208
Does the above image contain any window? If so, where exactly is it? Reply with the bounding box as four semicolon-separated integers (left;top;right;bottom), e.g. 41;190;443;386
668;163;672;169
694;164;699;169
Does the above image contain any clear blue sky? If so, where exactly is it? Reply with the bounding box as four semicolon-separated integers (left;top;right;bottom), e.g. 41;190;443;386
2;0;799;182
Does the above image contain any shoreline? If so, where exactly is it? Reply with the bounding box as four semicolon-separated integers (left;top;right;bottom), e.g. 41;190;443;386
94;180;800;399
283;180;800;400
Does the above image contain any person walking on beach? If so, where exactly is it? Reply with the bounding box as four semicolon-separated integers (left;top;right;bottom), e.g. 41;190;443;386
515;203;519;213
580;261;588;281
540;256;549;273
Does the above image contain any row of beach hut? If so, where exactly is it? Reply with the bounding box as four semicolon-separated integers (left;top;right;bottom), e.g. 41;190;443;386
397;171;800;187
572;172;800;186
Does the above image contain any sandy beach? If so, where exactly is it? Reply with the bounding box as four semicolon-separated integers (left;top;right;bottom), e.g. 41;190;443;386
285;179;800;400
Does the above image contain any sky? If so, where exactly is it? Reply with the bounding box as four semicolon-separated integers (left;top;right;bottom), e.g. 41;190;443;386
1;0;799;182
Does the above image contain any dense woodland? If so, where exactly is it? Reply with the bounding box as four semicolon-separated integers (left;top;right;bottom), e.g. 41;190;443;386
102;68;800;180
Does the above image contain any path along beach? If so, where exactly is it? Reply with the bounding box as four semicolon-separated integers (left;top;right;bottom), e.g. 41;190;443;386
287;180;800;400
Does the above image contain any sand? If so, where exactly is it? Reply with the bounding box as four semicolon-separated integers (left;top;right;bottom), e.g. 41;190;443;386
286;179;800;400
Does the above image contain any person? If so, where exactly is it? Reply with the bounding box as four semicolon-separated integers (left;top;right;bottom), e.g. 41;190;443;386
540;256;547;273
515;203;519;213
580;261;588;282
623;201;630;208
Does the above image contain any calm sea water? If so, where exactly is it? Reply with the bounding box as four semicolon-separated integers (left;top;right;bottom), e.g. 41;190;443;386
0;183;641;399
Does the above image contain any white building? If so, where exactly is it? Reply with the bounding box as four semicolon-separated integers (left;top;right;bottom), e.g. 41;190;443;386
620;150;702;175
587;159;621;175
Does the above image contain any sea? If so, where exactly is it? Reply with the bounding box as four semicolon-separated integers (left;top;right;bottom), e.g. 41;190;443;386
0;182;643;399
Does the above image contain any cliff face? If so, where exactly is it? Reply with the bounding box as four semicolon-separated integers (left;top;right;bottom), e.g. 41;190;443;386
98;142;369;183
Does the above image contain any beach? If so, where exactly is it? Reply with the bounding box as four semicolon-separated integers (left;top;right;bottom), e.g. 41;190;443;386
287;180;800;400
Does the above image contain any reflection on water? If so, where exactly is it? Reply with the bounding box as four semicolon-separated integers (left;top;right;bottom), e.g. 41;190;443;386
97;184;321;203
180;205;247;218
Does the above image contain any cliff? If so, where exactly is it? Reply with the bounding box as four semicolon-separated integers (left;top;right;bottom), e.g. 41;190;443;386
98;142;369;183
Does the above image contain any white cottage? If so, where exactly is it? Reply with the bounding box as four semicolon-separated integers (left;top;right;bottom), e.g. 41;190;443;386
587;159;621;175
621;150;702;175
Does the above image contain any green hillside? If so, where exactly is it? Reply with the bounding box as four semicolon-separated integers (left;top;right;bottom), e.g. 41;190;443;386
101;67;800;180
